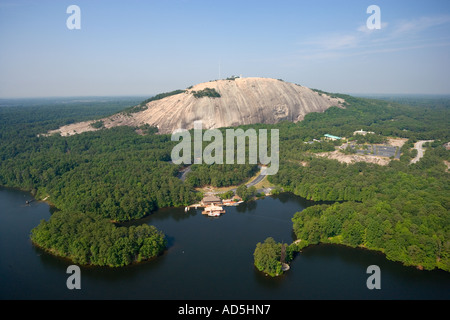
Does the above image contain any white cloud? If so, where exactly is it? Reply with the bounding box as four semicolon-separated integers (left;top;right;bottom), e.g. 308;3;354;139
392;15;450;36
293;14;450;62
357;22;389;34
301;34;358;51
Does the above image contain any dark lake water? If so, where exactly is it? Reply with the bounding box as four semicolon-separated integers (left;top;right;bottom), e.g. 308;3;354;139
1;187;449;300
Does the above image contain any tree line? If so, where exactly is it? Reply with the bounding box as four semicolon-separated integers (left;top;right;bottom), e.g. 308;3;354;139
253;237;297;277
31;211;166;267
1;93;449;270
260;95;449;272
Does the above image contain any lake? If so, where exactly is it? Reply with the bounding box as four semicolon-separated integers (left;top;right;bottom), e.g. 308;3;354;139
0;187;449;300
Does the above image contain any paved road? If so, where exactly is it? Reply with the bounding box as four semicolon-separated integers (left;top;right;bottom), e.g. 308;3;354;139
179;165;271;196
218;166;268;195
178;166;192;181
246;167;266;188
410;140;434;164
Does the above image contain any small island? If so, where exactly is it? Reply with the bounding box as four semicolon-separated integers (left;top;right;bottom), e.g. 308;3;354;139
253;237;298;277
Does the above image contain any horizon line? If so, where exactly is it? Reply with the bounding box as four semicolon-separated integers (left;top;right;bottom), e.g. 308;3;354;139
2;92;450;100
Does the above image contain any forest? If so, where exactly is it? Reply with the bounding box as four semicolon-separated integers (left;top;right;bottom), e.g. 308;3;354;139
282;144;450;271
31;210;166;267
253;237;296;277
267;95;449;272
0;93;448;270
0;98;178;266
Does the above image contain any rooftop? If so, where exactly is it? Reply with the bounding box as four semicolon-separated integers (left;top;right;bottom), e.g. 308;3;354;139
324;134;342;140
202;195;222;202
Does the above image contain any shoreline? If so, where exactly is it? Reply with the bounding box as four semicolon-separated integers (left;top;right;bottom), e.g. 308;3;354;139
31;239;166;269
294;241;439;273
2;185;445;273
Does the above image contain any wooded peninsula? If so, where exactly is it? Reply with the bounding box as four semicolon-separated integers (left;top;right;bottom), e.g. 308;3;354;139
0;93;448;270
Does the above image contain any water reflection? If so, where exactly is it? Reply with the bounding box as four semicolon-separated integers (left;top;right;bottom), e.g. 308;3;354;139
1;187;449;300
236;200;258;212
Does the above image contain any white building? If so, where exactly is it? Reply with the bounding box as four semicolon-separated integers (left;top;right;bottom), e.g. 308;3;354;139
353;129;375;136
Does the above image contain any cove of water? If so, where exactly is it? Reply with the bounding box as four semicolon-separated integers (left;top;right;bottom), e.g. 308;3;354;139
1;187;449;300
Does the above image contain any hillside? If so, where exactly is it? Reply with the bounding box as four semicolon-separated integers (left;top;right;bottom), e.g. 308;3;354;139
46;77;345;136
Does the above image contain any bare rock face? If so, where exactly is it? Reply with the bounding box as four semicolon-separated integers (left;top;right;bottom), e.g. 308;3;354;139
47;77;345;136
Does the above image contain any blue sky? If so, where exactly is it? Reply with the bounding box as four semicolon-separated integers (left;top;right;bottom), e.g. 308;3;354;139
1;0;449;97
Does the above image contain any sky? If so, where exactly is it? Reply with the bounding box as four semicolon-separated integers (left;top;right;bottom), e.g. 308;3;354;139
0;0;450;98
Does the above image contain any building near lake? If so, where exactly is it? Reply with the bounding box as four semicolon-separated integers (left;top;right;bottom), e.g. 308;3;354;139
202;205;226;217
324;134;342;141
201;195;222;206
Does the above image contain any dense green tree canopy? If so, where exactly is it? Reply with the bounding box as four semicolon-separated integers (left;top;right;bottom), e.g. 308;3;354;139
0;93;448;271
253;237;296;277
31;211;166;267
